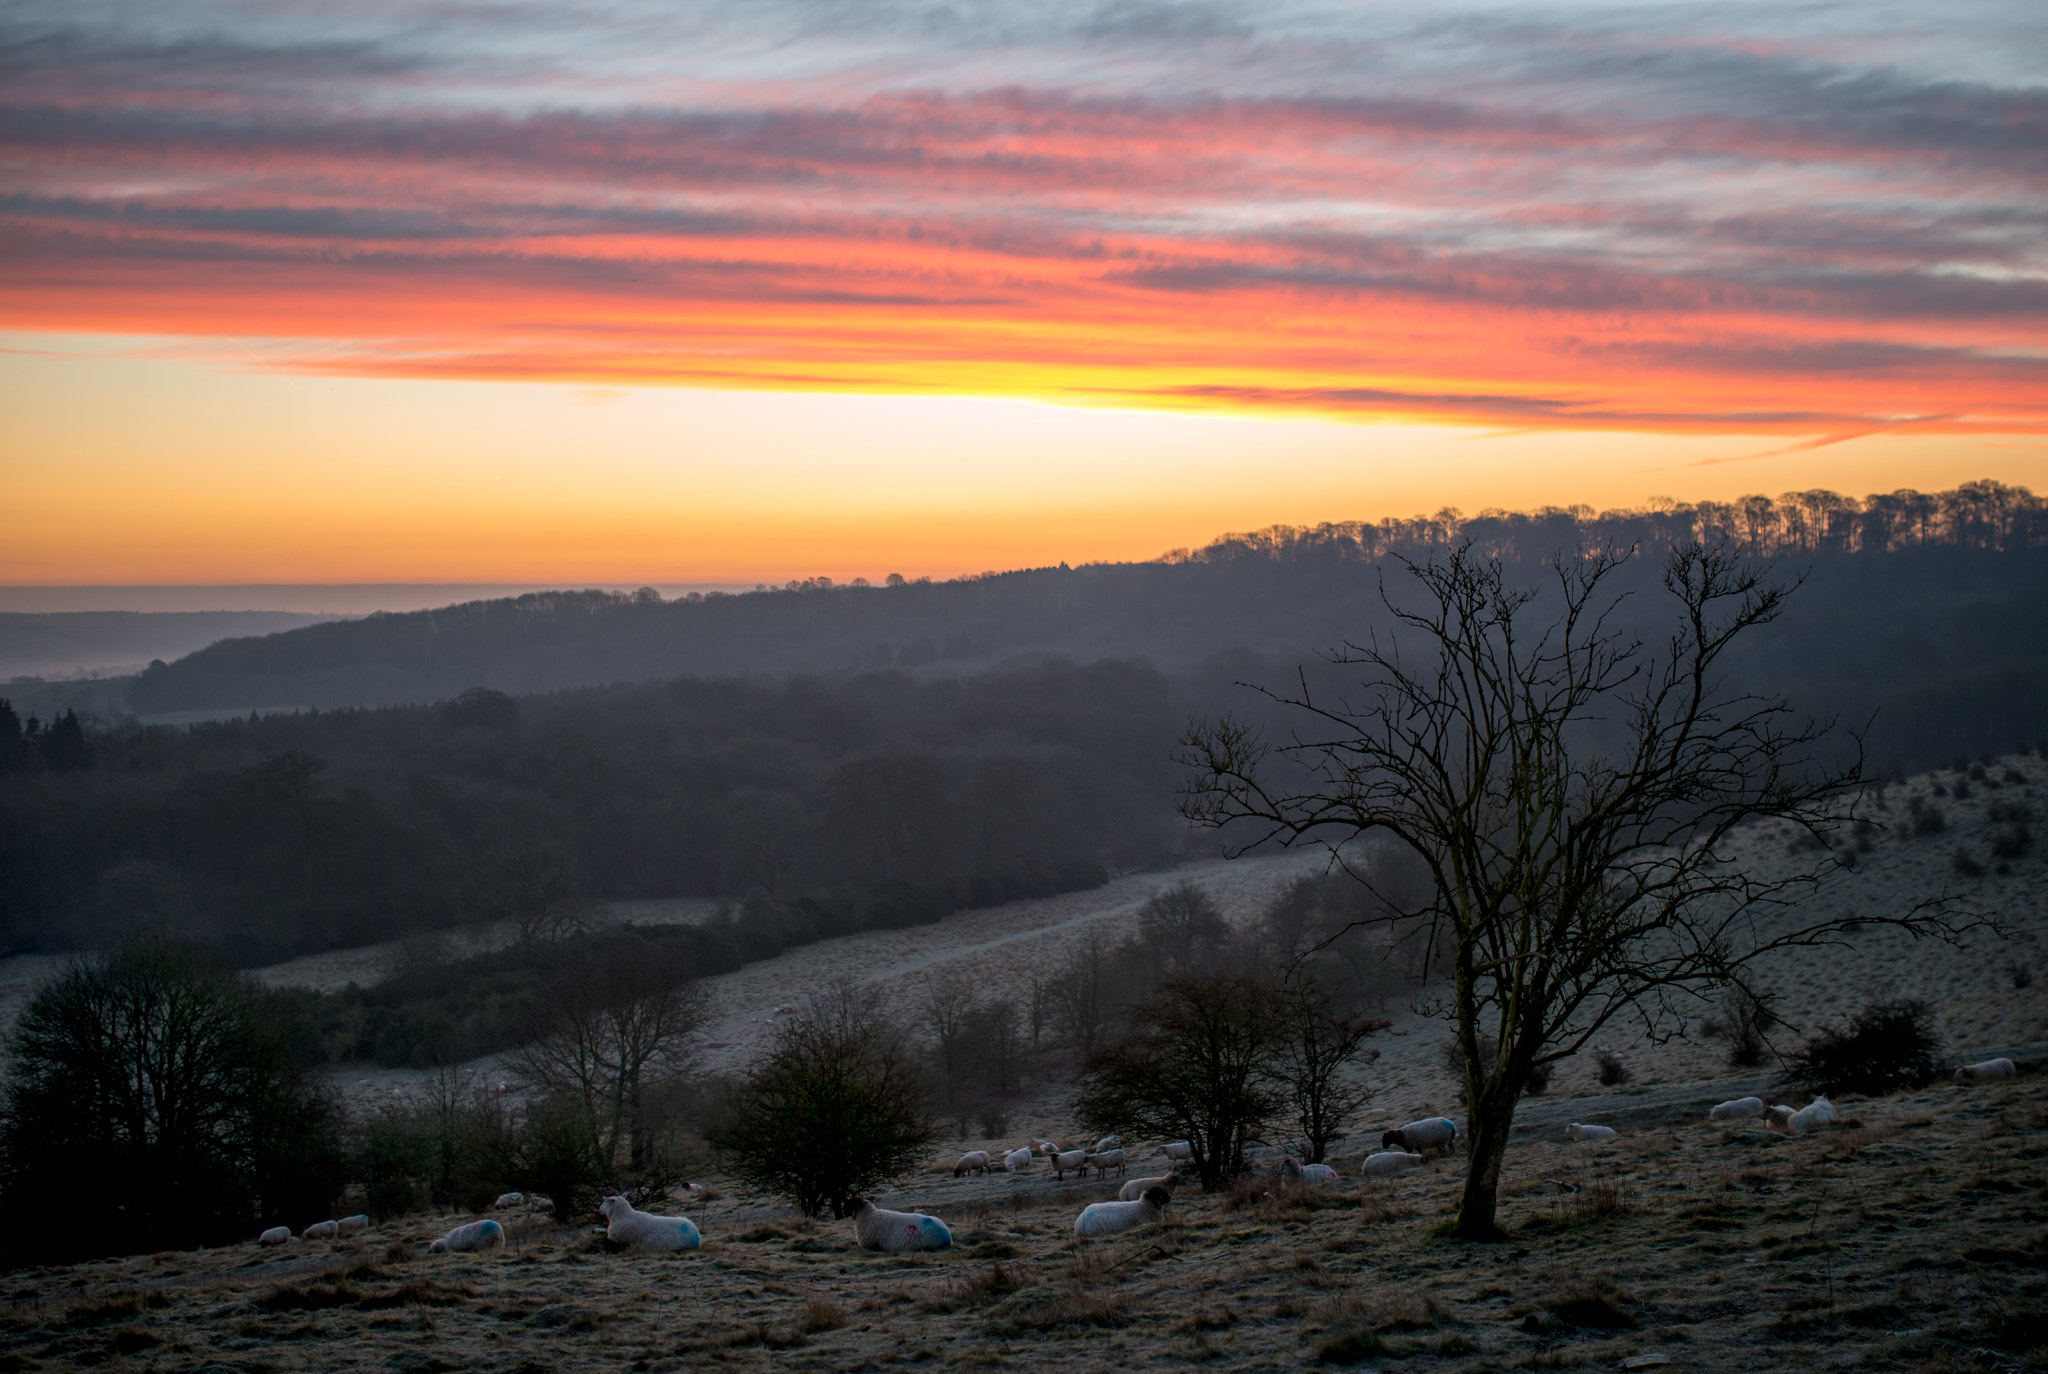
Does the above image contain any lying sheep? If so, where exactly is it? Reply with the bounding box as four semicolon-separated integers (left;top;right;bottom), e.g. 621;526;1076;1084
429;1218;505;1254
1120;1172;1182;1201
337;1214;370;1235
1361;1150;1425;1178
257;1226;291;1246
1004;1146;1034;1172
952;1150;992;1178
1763;1104;1797;1132
301;1219;340;1241
1155;1141;1193;1162
1383;1117;1458;1156
493;1192;525;1209
1956;1058;2018;1083
1566;1122;1618;1142
1086;1148;1126;1178
1709;1096;1765;1122
1277;1158;1339;1185
1095;1134;1122;1152
598;1195;701;1251
1053;1148;1091;1180
852;1197;953;1252
1075;1186;1170;1238
1785;1096;1838;1134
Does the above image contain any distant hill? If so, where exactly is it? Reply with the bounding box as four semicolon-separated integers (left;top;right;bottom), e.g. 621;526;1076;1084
0;610;341;682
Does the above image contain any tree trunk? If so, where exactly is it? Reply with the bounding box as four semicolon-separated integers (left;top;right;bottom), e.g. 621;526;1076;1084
1452;1077;1515;1241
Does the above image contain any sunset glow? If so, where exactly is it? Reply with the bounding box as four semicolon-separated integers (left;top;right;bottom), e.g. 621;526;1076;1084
4;0;2045;583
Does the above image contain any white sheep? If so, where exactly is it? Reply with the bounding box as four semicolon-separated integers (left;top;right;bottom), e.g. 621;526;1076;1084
1566;1122;1618;1142
851;1197;953;1252
1709;1096;1764;1122
1075;1186;1170;1238
1031;1139;1063;1156
1086;1148;1126;1178
598;1195;701;1251
337;1214;370;1235
952;1150;992;1177
493;1192;525;1209
1763;1104;1797;1132
1785;1096;1838;1134
301;1219;340;1240
1277;1158;1339;1185
1004;1146;1034;1172
1382;1117;1458;1156
428;1218;505;1253
1095;1134;1122;1152
1053;1149;1091;1180
1155;1141;1193;1161
1361;1150;1425;1178
1119;1172;1181;1201
257;1226;291;1246
1955;1058;2018;1083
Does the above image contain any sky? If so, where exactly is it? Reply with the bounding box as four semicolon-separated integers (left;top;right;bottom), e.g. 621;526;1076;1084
3;0;2044;586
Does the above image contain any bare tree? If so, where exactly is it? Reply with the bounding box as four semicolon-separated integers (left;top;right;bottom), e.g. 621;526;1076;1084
511;943;706;1171
1276;978;1388;1164
1180;542;1972;1238
1045;938;1119;1054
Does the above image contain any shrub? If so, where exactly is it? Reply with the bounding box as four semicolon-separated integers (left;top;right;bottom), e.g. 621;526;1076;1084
1778;999;1943;1097
1954;848;1986;878
1909;799;1947;836
1990;824;2030;860
1721;983;1782;1068
1594;1048;1632;1086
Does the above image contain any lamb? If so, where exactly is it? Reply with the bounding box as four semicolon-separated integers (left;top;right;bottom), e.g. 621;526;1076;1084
1095;1134;1123;1152
1053;1149;1091;1180
257;1226;291;1246
1382;1117;1458;1156
952;1150;992;1177
429;1218;505;1253
301;1219;340;1240
1277;1158;1340;1185
1075;1186;1170;1238
493;1192;525;1209
1004;1146;1035;1172
1955;1058;2018;1083
851;1197;953;1252
1709;1096;1765;1122
1120;1172;1182;1201
1565;1122;1618;1142
598;1195;701;1251
1086;1148;1127;1178
1360;1150;1425;1178
337;1214;370;1235
1155;1141;1193;1161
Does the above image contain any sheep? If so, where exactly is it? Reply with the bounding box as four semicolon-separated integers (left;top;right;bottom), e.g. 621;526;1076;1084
1382;1117;1458;1157
1095;1134;1123;1152
1955;1057;2018;1083
598;1195;701;1252
1155;1141;1193;1162
1086;1148;1127;1178
1120;1172;1182;1201
1031;1139;1063;1156
1763;1104;1797;1132
851;1197;953;1252
493;1192;525;1209
1053;1149;1091;1180
1709;1096;1765;1122
1785;1096;1838;1134
257;1226;291;1246
1075;1186;1170;1238
1360;1150;1425;1178
1003;1146;1034;1172
1566;1122;1618;1142
1277;1158;1339;1185
428;1218;505;1254
952;1150;992;1178
337;1214;370;1235
301;1219;340;1240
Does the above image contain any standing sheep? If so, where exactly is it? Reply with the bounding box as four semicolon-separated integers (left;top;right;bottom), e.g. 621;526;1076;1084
1095;1134;1123;1152
1086;1148;1127;1178
1053;1149;1091;1180
1709;1096;1764;1122
1382;1117;1458;1156
1565;1123;1618;1142
257;1226;291;1246
1955;1058;2018;1083
851;1198;953;1252
953;1150;992;1177
1361;1151;1425;1178
301;1219;340;1241
598;1196;701;1251
1075;1187;1170;1238
337;1214;370;1235
1155;1141;1193;1162
429;1219;505;1254
1278;1158;1339;1185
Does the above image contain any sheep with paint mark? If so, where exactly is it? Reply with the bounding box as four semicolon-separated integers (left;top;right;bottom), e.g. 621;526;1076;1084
1382;1117;1458;1156
257;1226;291;1246
851;1198;952;1252
1075;1186;1170;1238
429;1218;504;1253
337;1214;370;1235
1361;1150;1425;1178
1566;1122;1618;1141
301;1219;340;1240
1277;1158;1339;1185
1086;1148;1126;1178
1120;1171;1183;1201
952;1150;991;1177
599;1195;701;1251
1004;1146;1034;1172
1955;1057;2018;1083
1709;1096;1764;1122
1053;1148;1090;1180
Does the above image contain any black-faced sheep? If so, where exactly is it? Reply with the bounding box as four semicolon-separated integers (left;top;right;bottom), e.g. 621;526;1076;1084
1382;1117;1457;1156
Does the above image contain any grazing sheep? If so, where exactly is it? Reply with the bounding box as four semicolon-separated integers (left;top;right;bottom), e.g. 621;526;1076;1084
257;1226;291;1246
851;1197;953;1252
1278;1158;1340;1185
428;1218;505;1254
1382;1117;1458;1156
301;1219;340;1241
1086;1148;1127;1178
1004;1146;1034;1172
493;1192;525;1209
1361;1150;1425;1178
952;1150;992;1177
1053;1149;1091;1180
337;1214;370;1235
1709;1096;1765;1122
1095;1134;1123;1152
598;1195;701;1252
1566;1122;1618;1142
1075;1186;1170;1238
1155;1141;1193;1162
1955;1058;2018;1083
1120;1172;1181;1201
